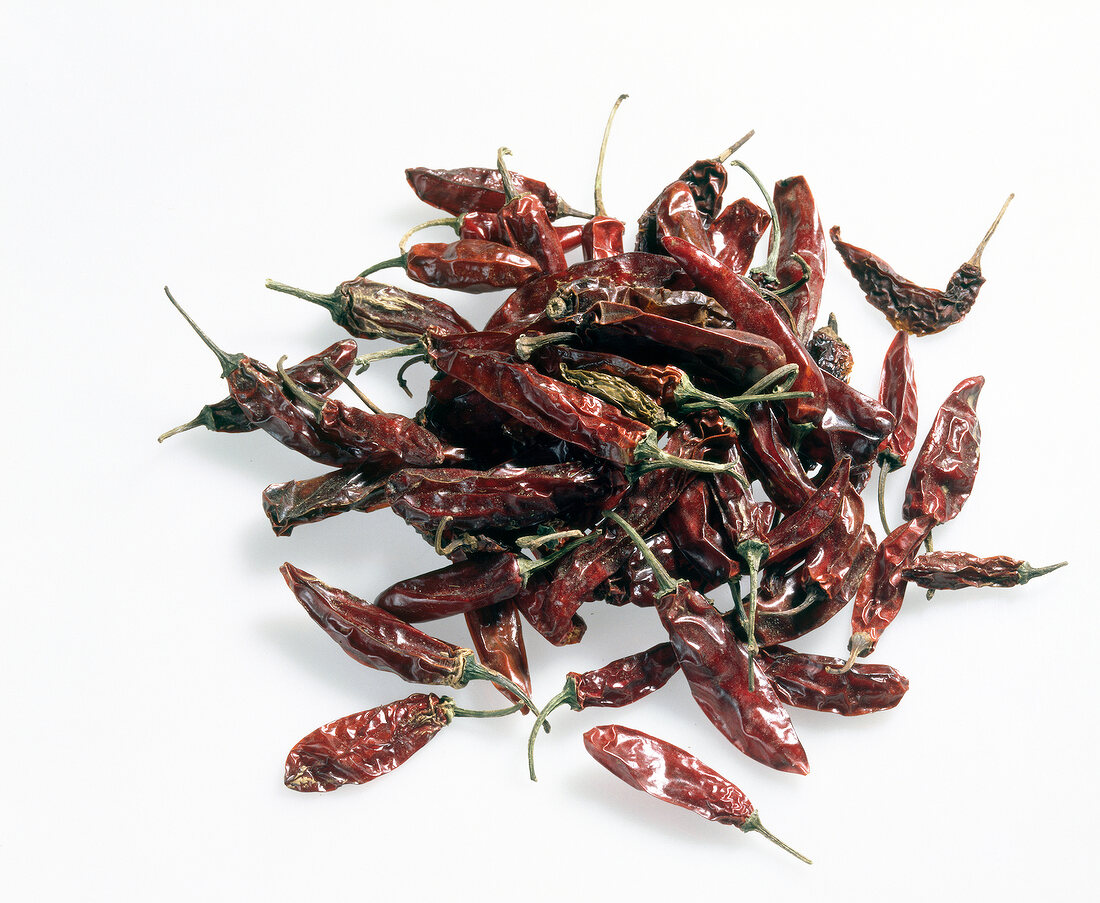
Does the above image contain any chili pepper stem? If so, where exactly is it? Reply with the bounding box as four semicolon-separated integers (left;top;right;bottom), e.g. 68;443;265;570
772;253;811;296
736;539;769;690
925;532;936;600
163;286;245;379
877;457;896;535
399;217;462;254
967;194;1014;268
359;254;407;279
496;147;521;201
729;160;782;282
322;361;386;414
354;343;426;374
740;811;812;865
451;701;528;719
514;331;574;361
276;356;323;416
1017;561;1068;584
514;531;602;585
829;633;872;675
526;681;579;781
602;509;681;597
593;94;629;216
766;587;822;618
264;279;340;314
714;129;756;164
630;432;751;485
514;529;587;550
395;355;425;397
459;656;541;718
157;411;208;443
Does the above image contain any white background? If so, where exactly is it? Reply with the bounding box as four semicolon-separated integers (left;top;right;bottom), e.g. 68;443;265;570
3;1;1098;899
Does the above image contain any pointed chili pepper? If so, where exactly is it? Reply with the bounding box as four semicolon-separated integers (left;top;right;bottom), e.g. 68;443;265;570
876;330;919;534
493;147;568;275
405;164;590;220
901;552;1067;590
526;642;680;780
264;277;473;342
830;195;1013;335
397;210;584;250
262;463;394;536
653;180;714;254
709;196;771;274
663;479;740;586
584;725;811;863
763;456;850;567
359;238;543;294
582;94;629;261
465;600;532;710
285;693;522;793
769;176;827;343
757;646;910;716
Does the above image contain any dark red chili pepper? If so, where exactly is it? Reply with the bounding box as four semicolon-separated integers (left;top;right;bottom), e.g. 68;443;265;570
452;210;583;251
279;563;540;713
494;148;568;275
741;403;816;513
807;313;854;383
158;338;359;442
830;195;1012;335
802;374;897;489
405;164;590;220
770;176;827;343
583;724;811;863
663;479;740;586
612;530;691;609
526;642;680;779
758;646;910;716
653;180;714;254
262;463;394;536
876;330;919;533
764;456;850;566
581;94;629;261
264;277;473;342
707;433;772;550
661;235;828;425
360;239;543;294
709;196;771;274
902;376;983;524
465;600;532;709
901;552;1067;590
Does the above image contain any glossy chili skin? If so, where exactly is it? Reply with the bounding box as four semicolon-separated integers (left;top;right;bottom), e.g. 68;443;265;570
373;554;527;622
662;235;827;424
759;646;909;716
584;724;757;825
830;226;986;335
164;339;359;439
498;193;568;275
307;395;451;469
262;463;394;536
653;181;714;253
771;177;827;342
657;583;809;774
404;240;542;293
764;456;849;566
582;216;626;260
636;158;729;253
534;345;683;407
803;374;897;479
901;552;1065;589
741;404;817;513
807;320;854;383
708;435;772;549
663;479;739;586
280;563;472;686
565;642;682;710
458;210;583;251
615;530;691;608
406;165;574;219
878;330;918;468
709;197;770;274
285;694;452;792
902;376;983;523
465;600;531;707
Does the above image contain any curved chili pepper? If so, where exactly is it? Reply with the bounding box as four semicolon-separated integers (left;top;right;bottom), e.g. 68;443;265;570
262;463;394;536
265;277;473;342
830;195;1012;335
758;646;910;716
764;456;850;566
770;176;827;343
902;376;983;524
802;373;897;488
580;94;629;261
876;330;919;533
583;725;811;863
495;148;568;275
405;165;589;220
709;196;771;274
653;180;714;254
663;479;740;586
901;552;1067;590
453;210;583;251
741;403;816;513
526;642;680;780
465;600;532;709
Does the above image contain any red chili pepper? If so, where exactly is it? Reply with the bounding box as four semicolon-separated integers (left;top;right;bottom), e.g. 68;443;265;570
901;552;1067;590
262;463;394;536
653;180;714;254
876;330;919;533
770;176;827;343
709;196;771;274
581;94;628;261
405;164;589;220
583;724;811;863
465;600;532;709
361;239;543;294
830;195;1012;335
494;147;568;275
764;456;850;567
758;646;910;716
663;478;740;586
453;210;583;251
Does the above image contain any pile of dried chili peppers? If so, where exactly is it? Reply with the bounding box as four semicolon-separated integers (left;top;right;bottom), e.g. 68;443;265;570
162;97;1064;864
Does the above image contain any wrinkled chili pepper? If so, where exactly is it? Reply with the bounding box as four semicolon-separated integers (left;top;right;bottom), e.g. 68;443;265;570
758;646;910;716
526;642;680;779
770;176;827;342
405;164;590;220
901;552;1067;590
583;724;811;863
262;463;394;536
359;239;543;294
465;600;532;709
763;456;850;566
663;478;740;586
709;196;771;274
876;330;919;533
494;147;568;275
830;195;1013;335
807;313;853;383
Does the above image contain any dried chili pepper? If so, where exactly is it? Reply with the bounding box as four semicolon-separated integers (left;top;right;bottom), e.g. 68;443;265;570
876;330;918;533
770;176;827;342
262;463;394;536
494;147;568;275
583;724;811;863
359;238;543;294
901;552;1067;590
405;164;590;220
582;94;628;261
465;600;532;709
709;196;771;274
526;642;680;779
807;313;853;383
285;693;521;792
757;646;909;716
652;180;714;254
830;195;1013;335
763;456;850;566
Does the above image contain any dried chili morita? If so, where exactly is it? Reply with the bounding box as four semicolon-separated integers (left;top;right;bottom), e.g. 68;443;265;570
830;195;1013;335
583;724;811;863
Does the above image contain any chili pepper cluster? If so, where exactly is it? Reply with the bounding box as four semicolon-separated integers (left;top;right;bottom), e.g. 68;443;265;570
162;97;1063;864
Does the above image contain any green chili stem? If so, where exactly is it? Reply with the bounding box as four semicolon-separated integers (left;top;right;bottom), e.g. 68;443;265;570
264;279;340;314
497;147;520;201
276;355;323;416
354;342;426;374
527;680;579;782
729;160;781;282
358;254;407;279
157;412;208;443
322;361;385;415
459;658;541;718
164;286;244;379
601;509;681;597
741;811;812;865
395;355;425;397
593;94;628;216
399;217;462;255
1017;561;1068;584
736;539;768;690
451;701;527;719
515;531;602;582
514;530;586;550
877;459;894;536
630;432;750;485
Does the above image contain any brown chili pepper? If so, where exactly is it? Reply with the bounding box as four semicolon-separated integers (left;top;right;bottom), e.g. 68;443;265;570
465;600;532;709
262;463;394;536
830;195;1013;335
901;552;1067;590
902;376;983;524
807;313;854;383
583;724;811;863
264;277;473;342
758;646;910;716
709;196;771;274
876;330;919;533
158;338;359;442
526;642;681;780
405;164;590;220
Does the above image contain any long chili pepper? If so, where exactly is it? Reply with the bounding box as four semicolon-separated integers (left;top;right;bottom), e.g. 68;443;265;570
556;364;678;429
903;376;983;524
526;642;680;780
661;235;828;425
280;563;541;716
830;195;1013;335
582;94;628;261
583;725;811;863
157;338;359;442
769;176;827;343
763;456;850;567
540;275;732;328
613;530;692;609
901;552;1067;590
262;463;394;536
405;164;591;220
741;403;817;513
709;196;771;274
876;330;918;533
264;277;473;341
605;509;808;775
359;238;543;293
465;600;532;710
757;646;909;716
807;313;854;383
285;693;522;793
494;147;568;275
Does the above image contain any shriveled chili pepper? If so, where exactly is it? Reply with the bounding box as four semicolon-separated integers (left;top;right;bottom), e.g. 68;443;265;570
830;195;1013;335
763;456;850;567
709;196;771;274
663;479;740;586
264;277;473;342
526;642;680;780
556;364;678;429
359;238;543;294
262;463;394;536
611;530;691;609
741;403;817;513
285;693;521;793
807;313;853;383
399;210;584;251
903;376;983;524
876;330;919;533
465;600;532;709
405;164;590;220
583;724;811;863
582;94;628;261
901;552;1067;590
770;176;827;342
158;338;359;442
540;275;733;328
494;147;568;275
280;562;540;715
652;180;714;254
758;646;909;716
